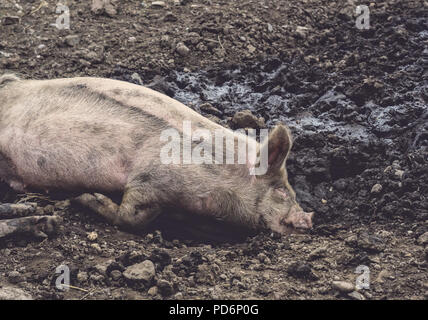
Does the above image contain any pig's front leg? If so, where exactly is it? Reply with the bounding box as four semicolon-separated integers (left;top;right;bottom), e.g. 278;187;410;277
75;184;162;231
0;202;37;219
0;215;62;240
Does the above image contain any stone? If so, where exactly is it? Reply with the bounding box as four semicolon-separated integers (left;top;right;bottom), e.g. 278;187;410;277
65;35;80;47
151;1;166;8
2;16;20;25
231;110;265;129
0;285;32;300
332;281;355;293
157;279;174;296
123;260;155;282
371;183;383;194
176;42;190;56
417;232;428;246
199;103;222;117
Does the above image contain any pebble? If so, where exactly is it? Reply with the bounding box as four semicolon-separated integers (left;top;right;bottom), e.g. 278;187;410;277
176;42;190;56
123;260;155;282
371;183;383;194
332;281;355;293
2;16;20;25
65;35;80;47
417;232;428;246
77;271;88;283
147;286;158;296
87;231;98;241
0;286;32;300
7;271;24;284
231;110;265;129
110;270;122;281
348;291;365;300
151;1;166;8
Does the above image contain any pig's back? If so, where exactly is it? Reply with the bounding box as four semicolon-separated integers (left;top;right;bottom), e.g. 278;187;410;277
0;77;240;192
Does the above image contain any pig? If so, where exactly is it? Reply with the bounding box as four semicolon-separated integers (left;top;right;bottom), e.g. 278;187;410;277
0;73;313;240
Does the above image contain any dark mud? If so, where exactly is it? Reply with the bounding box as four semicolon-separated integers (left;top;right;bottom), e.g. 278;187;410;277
0;0;427;300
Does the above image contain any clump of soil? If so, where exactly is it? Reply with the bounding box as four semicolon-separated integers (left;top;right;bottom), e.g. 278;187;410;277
0;0;427;300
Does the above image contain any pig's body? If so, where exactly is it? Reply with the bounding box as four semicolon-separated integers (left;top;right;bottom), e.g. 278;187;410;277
0;75;313;239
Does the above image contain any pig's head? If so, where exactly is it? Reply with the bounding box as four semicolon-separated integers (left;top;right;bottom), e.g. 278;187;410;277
254;124;314;234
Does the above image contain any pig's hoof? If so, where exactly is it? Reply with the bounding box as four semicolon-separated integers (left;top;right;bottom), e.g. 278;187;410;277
74;193;118;221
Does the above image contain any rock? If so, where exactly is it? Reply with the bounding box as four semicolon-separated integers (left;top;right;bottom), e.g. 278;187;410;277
87;231;98;241
267;23;273;32
0;285;33;300
174;292;183;299
295;26;310;39
157;279;174;296
91;0;117;17
151;1;166;8
2;16;20;25
199;103;222;117
417;232;428;246
147;286;158;296
247;44;256;54
287;262;317;281
371;183;383;194
94;259;114;275
131;73;143;85
348;291;365;300
231;110;265;129
357;232;386;253
110;270;122;281
164;12;178;22
308;247;327;260
123;260;156;283
332;281;355;293
77;271;88;283
7;271;24;284
195;264;217;285
65;35;80;47
176;42;190;56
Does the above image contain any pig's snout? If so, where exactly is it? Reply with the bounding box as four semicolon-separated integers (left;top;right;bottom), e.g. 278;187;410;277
282;207;314;230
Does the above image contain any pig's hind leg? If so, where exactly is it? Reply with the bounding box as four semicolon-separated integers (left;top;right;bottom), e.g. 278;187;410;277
75;184;162;231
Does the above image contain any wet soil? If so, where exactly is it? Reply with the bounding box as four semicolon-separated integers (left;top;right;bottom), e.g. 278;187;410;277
0;0;427;299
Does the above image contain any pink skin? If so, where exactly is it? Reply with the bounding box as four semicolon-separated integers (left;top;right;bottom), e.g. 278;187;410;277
283;207;314;229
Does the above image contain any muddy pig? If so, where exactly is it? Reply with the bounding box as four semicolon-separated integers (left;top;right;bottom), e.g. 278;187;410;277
0;74;313;240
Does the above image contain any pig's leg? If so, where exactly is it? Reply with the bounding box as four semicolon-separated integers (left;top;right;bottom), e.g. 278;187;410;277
0;215;62;240
75;185;161;230
0;203;38;219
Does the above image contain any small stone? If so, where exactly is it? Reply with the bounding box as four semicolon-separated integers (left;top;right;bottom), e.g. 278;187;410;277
394;169;405;179
151;1;166;8
348;291;365;300
417;232;428;246
157;279;174;296
8;271;24;284
77;271;88;283
267;23;273;32
247;44;256;54
2;16;20;25
0;286;32;300
131;73;143;85
123;260;156;283
176;42;190;56
87;231;98;241
90;243;102;252
332;281;355;293
164;12;178;22
371;184;383;194
110;270;122;281
199;103;222;117
174;292;183;299
65;35;80;47
295;26;310;39
231;110;265;129
147;286;158;296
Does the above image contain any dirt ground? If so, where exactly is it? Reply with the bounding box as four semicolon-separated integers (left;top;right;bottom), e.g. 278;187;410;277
0;0;427;300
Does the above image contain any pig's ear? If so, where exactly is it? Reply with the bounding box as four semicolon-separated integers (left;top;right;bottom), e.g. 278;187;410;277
260;124;293;175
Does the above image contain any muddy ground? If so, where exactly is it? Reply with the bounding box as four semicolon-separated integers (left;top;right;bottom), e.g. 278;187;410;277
0;0;427;300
